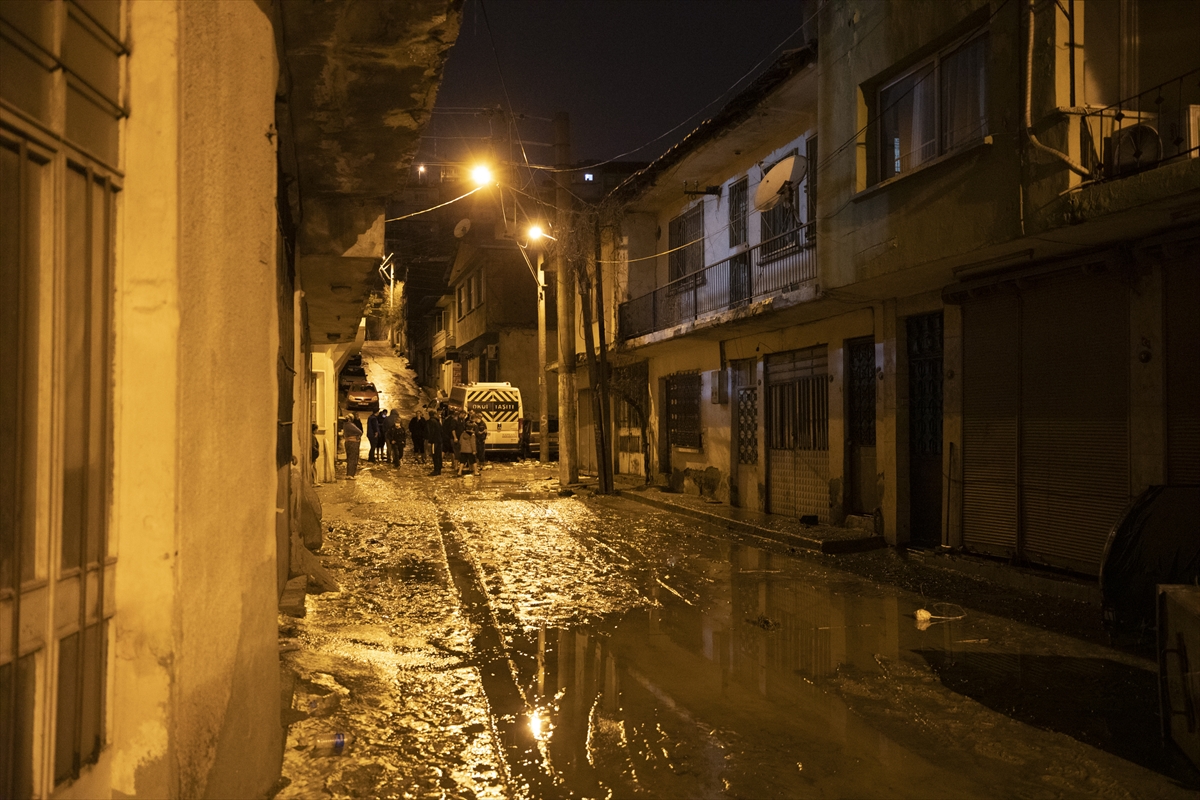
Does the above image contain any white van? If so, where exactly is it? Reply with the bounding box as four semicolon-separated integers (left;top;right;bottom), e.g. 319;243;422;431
448;382;523;452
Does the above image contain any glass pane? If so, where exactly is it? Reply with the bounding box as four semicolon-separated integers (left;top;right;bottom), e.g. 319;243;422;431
0;145;41;588
74;0;121;39
64;14;119;102
879;62;936;180
0;38;53;125
0;1;55;51
85;181;109;567
0;653;38;800
941;35;989;151
0;144;19;591
66;85;119;167
62;168;89;572
55;633;80;784
80;622;105;764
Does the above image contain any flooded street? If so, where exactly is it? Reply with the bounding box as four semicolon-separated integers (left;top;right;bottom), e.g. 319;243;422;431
276;455;1196;799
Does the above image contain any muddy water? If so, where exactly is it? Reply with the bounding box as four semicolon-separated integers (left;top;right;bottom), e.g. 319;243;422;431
282;461;1196;799
444;490;1196;799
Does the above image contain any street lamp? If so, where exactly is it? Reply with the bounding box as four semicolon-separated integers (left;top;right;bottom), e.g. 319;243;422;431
471;164;494;187
527;224;556;242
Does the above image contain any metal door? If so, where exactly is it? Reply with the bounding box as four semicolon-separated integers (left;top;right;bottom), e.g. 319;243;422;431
765;347;829;521
908;314;943;547
730;252;751;306
846;337;878;516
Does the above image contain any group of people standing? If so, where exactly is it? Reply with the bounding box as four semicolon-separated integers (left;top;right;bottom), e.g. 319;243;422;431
340;408;405;479
339;405;489;480
412;406;489;478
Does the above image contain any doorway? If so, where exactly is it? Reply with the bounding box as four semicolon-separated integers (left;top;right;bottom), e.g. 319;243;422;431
846;337;878;517
907;313;944;547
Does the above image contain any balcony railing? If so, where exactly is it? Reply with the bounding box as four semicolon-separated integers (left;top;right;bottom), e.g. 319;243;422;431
432;328;455;355
1081;68;1200;180
618;223;815;341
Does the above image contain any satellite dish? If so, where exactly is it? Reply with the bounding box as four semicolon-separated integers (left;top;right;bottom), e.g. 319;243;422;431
754;155;807;212
454;218;472;238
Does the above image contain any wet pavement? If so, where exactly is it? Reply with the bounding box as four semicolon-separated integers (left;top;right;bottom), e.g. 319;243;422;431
277;345;1198;799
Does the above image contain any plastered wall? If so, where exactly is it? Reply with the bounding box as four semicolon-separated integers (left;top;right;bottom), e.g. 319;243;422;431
110;1;282;797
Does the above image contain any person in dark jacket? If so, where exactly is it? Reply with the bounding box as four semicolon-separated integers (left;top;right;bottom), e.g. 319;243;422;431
342;415;363;479
366;410;382;462
426;412;444;475
408;412;427;464
387;409;405;465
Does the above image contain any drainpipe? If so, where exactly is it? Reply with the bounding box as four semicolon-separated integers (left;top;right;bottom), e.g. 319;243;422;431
1025;0;1092;178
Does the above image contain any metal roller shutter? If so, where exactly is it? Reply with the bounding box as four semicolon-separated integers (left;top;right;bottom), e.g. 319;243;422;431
962;293;1019;558
1020;273;1129;574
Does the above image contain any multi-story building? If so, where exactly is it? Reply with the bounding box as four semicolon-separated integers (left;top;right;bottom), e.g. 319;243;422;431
601;0;1199;579
0;1;457;796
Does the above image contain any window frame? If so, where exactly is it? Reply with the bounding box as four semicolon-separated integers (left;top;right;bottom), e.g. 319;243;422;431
873;28;990;185
665;371;702;451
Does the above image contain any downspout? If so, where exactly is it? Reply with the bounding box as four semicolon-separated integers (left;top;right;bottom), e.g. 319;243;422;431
1025;0;1092;178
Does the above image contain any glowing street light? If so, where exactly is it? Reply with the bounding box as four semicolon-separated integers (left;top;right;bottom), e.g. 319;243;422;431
471;164;493;186
528;224;556;242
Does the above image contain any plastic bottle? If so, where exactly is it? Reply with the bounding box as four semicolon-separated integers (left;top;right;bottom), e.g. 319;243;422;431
309;732;353;755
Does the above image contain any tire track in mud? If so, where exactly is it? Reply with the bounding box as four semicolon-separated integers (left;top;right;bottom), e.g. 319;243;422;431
438;509;563;800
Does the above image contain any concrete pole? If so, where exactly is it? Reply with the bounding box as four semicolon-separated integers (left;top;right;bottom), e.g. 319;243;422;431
537;252;549;463
554;111;578;484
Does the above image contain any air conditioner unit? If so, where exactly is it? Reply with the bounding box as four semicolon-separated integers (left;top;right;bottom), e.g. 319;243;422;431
485;344;499;360
1104;123;1163;177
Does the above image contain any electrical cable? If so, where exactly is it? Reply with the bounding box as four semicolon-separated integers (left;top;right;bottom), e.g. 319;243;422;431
385;186;483;222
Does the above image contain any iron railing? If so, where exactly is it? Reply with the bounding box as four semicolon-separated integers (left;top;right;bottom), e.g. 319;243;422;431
618;223;815;340
1080;68;1200;180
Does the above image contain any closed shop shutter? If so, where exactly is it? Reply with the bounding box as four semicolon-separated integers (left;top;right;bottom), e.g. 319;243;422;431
1165;256;1200;484
961;270;1130;575
962;293;1019;558
1020;272;1129;574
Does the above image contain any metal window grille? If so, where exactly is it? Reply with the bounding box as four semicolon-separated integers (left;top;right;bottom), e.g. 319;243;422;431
729;177;748;247
737;387;758;464
666;372;702;449
668;204;704;282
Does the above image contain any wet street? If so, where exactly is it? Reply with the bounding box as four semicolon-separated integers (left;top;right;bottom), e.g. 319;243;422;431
276;455;1197;798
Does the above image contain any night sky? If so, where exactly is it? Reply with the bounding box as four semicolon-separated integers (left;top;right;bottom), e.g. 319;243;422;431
422;0;816;168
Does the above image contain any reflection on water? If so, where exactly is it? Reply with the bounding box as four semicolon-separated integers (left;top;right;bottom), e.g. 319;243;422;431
500;542;1194;799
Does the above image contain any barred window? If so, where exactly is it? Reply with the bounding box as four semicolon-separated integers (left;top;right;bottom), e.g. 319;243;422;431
666;372;702;450
729;177;748;248
668;204;704;281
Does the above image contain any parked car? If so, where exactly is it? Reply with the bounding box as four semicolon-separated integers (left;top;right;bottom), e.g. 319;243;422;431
339;363;366;391
346;382;379;410
519;416;559;459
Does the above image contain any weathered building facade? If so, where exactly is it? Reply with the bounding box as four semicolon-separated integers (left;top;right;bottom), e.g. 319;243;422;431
603;0;1199;578
0;0;458;796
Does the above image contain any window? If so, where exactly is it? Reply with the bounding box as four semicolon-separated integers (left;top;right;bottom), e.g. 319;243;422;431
0;2;125;793
667;203;704;282
456;273;483;319
583;172;594;182
760;151;801;259
766;346;828;451
666;372;702;450
877;31;989;182
729;177;748;248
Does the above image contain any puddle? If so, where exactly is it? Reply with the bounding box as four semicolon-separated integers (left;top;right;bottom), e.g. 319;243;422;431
482;542;1197;798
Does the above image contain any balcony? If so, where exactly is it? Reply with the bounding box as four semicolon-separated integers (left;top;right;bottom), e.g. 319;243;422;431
1081;68;1200;180
432;328;455;360
618;224;815;341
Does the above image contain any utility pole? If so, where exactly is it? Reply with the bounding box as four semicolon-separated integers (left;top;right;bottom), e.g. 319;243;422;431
554;111;578;485
594;215;614;492
537;252;549;463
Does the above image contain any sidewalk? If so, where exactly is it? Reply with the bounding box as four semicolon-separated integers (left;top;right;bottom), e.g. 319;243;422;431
611;478;886;555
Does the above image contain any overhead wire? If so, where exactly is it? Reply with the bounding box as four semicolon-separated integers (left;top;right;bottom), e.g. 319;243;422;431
385;186;483;222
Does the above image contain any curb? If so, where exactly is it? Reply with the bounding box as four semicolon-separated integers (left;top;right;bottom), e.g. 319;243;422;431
615;490;886;555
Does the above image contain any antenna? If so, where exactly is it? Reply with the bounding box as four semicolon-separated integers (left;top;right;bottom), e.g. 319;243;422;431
753;155;807;213
454;218;472;238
